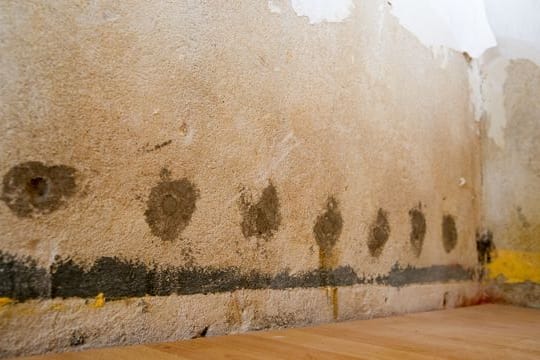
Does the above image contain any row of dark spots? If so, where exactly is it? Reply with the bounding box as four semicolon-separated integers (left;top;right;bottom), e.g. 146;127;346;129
1;163;459;257
0;250;474;302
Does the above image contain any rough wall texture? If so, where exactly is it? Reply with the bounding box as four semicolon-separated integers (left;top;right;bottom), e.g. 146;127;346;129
483;59;540;307
0;0;483;357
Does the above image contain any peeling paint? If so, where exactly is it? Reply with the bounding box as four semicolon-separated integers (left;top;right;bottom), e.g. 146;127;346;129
390;0;496;58
268;1;282;14
291;0;354;24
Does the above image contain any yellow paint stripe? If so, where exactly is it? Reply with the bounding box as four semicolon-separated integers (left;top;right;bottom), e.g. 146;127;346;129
0;297;14;307
90;293;106;308
487;249;540;283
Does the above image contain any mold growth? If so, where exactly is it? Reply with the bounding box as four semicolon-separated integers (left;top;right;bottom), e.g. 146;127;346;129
368;208;391;257
442;214;458;253
0;250;475;302
0;251;50;301
1;161;76;217
145;170;199;241
409;204;427;257
240;182;281;239
313;197;343;269
476;230;495;264
51;256;148;299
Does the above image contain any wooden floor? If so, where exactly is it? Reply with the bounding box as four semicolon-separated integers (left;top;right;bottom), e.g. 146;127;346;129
20;304;540;360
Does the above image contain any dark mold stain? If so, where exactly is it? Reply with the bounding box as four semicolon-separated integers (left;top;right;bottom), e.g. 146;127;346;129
1;161;76;217
0;251;49;301
409;204;426;257
0;250;474;302
69;330;86;347
313;197;343;274
240;182;281;239
476;229;495;264
368;208;390;257
381;264;473;287
145;171;199;241
51;256;148;299
442;214;458;253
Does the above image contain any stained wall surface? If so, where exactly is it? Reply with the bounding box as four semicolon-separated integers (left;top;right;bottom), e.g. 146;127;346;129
0;0;483;357
482;59;540;306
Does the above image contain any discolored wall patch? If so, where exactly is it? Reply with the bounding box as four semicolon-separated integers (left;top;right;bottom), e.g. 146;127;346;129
368;208;391;257
442;214;458;253
0;251;50;300
313;197;343;269
240;182;281;239
1;161;76;217
476;230;495;264
409;204;427;257
144;169;199;241
0;250;475;302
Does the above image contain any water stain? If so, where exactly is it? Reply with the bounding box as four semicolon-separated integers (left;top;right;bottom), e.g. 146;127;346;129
368;208;390;257
240;182;281;239
442;214;458;253
145;170;199;241
409;204;426;257
0;250;474;301
1;161;76;217
313;197;343;269
0;251;50;301
476;230;495;264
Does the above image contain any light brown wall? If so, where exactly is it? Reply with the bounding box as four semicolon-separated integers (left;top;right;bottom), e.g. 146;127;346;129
0;0;482;357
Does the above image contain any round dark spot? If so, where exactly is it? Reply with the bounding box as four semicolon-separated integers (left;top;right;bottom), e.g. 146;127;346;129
26;177;50;200
1;161;76;217
161;194;178;215
145;175;198;241
368;208;390;257
409;205;426;257
240;182;281;239
313;197;343;257
442;214;458;253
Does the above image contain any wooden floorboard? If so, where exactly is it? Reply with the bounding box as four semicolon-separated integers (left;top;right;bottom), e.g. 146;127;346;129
17;304;540;359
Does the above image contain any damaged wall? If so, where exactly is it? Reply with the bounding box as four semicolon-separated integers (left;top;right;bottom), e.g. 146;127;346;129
477;1;540;307
0;0;484;357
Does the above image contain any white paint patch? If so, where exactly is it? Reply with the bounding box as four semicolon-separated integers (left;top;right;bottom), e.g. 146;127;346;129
291;0;354;24
268;1;282;14
484;0;540;66
390;0;497;58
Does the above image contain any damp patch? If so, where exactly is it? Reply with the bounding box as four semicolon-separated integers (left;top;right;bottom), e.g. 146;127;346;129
145;171;199;241
240;182;281;239
368;208;391;257
409;204;427;257
1;161;76;217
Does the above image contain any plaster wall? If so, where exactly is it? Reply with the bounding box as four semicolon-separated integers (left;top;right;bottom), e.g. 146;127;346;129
0;0;483;357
